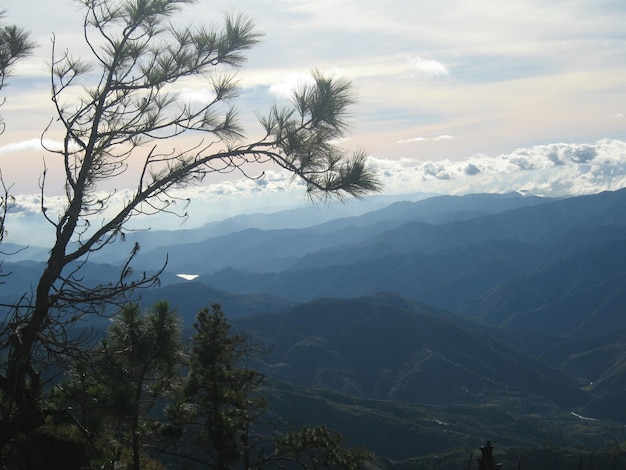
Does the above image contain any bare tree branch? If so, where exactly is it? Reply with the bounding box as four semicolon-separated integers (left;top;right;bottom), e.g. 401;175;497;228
0;0;381;448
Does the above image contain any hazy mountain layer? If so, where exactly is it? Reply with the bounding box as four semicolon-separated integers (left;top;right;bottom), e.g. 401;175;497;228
4;190;626;463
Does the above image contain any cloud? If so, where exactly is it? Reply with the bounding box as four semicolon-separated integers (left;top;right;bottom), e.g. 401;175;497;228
178;88;217;105
397;135;454;144
0;139;45;155
268;73;315;100
408;56;449;78
11;140;626;220
0;139;78;155
396;137;427;144
371;139;626;197
6;139;626;247
464;163;481;176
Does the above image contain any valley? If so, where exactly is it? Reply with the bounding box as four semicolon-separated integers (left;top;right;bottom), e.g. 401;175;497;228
3;189;626;467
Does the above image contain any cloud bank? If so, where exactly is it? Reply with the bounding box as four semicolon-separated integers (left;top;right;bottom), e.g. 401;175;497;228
5;139;626;246
371;139;626;197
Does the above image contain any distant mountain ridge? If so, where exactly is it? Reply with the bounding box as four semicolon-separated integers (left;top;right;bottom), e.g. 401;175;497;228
124;191;553;273
462;238;626;329
6;189;626;340
194;189;626;334
4;189;626;459
237;294;589;409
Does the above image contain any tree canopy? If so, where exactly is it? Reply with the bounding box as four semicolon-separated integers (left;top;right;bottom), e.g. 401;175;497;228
0;9;34;130
0;0;380;453
0;10;34;244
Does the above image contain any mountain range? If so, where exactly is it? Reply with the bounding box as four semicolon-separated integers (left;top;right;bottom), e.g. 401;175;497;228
3;188;626;463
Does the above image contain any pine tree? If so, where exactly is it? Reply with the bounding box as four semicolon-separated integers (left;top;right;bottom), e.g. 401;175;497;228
63;301;183;469
169;304;265;469
0;0;379;446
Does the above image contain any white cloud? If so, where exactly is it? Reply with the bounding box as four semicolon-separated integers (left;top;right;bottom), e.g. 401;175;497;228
371;139;626;197
178;88;217;105
397;137;427;144
3;0;626;174
0;139;79;155
268;74;315;100
408;56;450;78
397;135;453;144
0;139;45;155
5;135;626;247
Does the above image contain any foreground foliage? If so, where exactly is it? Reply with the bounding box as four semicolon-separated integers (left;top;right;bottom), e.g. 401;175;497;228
62;301;182;468
2;302;372;469
0;11;34;259
0;0;379;449
165;304;267;468
275;425;373;470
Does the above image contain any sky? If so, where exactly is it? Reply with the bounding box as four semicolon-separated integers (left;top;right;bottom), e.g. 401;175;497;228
1;0;626;245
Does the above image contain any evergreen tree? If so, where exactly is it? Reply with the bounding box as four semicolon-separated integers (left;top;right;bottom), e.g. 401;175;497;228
274;425;374;470
0;10;34;252
0;0;379;446
63;301;183;469
0;9;34;132
168;304;266;469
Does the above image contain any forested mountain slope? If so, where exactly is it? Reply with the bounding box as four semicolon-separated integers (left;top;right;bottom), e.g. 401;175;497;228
236;294;589;409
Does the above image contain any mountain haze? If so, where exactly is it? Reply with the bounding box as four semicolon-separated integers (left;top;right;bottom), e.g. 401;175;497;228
3;189;626;463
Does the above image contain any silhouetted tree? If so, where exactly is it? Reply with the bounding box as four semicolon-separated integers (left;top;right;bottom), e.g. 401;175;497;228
0;9;34;133
272;424;373;470
477;440;501;470
62;301;183;469
0;10;34;249
166;304;266;468
162;305;373;470
0;0;380;450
